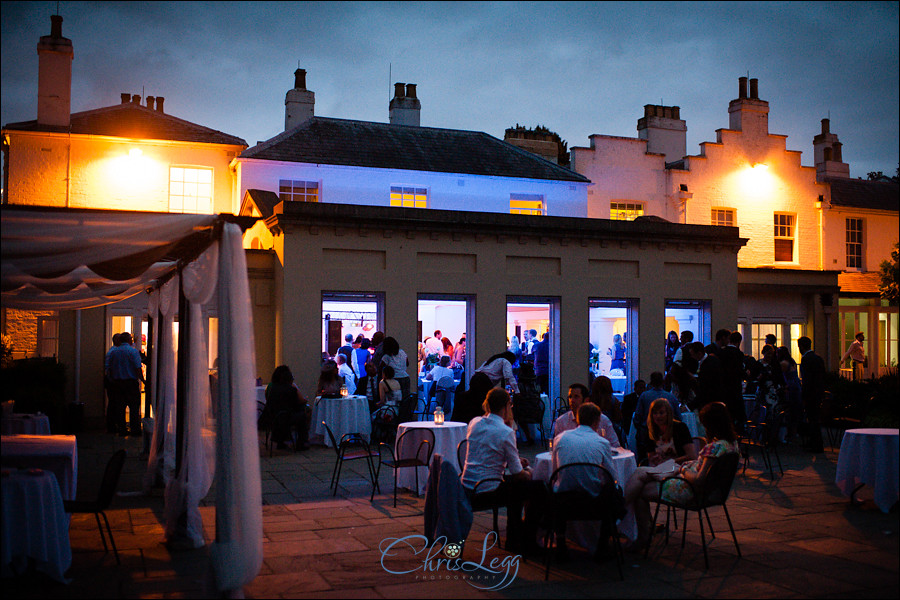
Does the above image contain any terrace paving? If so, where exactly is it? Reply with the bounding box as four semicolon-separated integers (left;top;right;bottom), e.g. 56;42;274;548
4;427;897;599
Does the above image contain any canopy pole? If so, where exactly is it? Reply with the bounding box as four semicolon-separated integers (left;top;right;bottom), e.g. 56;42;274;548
175;269;188;478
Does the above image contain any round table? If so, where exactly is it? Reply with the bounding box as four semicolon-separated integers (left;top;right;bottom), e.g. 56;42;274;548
0;434;78;501
533;448;639;544
835;428;899;513
1;469;71;582
395;421;468;495
310;395;372;448
1;414;51;435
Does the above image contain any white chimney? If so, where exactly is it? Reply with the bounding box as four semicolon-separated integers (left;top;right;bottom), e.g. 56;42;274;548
813;118;850;181
637;104;687;164
37;15;74;128
285;68;314;130
389;82;421;126
728;77;769;136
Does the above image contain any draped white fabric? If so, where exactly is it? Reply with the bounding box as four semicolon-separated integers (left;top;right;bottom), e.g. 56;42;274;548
209;223;263;592
1;209;217;310
163;244;218;548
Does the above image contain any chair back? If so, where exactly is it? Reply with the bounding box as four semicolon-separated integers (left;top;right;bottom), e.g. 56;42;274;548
398;394;418;423
547;462;619;519
396;428;435;465
701;451;741;506
97;449;128;510
322;421;342;455
457;438;468;469
436;376;456;390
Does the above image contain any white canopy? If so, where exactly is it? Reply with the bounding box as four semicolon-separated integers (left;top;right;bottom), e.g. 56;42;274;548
1;206;263;593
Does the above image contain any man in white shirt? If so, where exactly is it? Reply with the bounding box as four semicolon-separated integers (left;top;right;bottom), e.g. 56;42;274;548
336;354;356;395
550;402;619;560
461;388;544;555
475;351;520;393
424;330;444;356
553;383;620;448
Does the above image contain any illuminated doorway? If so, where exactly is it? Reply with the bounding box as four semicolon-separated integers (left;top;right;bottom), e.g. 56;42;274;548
321;292;383;358
589;299;637;395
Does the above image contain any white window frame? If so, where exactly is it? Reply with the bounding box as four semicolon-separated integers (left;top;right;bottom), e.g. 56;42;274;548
37;315;59;358
169;166;213;214
390;185;427;208
610;201;644;221
278;179;320;203
711;207;736;227
845;217;863;269
773;212;796;262
510;193;545;215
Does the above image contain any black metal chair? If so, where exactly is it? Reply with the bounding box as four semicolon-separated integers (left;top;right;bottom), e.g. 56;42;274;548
514;395;547;448
543;462;625;580
323;422;379;497
398;393;418;424
372;427;434;506
647;452;742;569
457;438;503;547
63;449;127;565
371;405;399;445
741;406;784;477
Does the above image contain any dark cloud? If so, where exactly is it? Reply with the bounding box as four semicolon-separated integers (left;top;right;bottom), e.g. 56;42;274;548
3;1;897;177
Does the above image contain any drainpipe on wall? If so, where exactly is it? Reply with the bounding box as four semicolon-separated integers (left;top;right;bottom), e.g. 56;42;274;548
74;311;80;404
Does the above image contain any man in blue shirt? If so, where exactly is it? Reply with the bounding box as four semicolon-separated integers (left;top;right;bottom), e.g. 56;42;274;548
105;332;144;436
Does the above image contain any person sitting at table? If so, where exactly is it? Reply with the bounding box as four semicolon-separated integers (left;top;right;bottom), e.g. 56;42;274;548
461;387;545;556
317;360;343;398
623;402;739;551
553;383;620;448
638;398;697;467
264;365;311;450
590;375;624;441
425;355;455;408
336;354;357;395
357;362;380;412
378;365;402;407
475;351;519;393
550;402;618;560
450;372;493;424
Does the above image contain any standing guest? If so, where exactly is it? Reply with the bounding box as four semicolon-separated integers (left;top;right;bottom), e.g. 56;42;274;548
639;398;698;467
621;379;646;437
357;362;380;412
337;333;354;370
316;359;343;397
756;344;786;409
608;333;626;372
476;351;519;393
105;332;144;436
352;338;371;382
508;335;522;371
624;402;739;551
671;330;696;374
441;336;454;358
687;341;724;410
370;331;386;378
719;330;748;430
667;362;696;410
554;383;620;448
522;329;538;364
461;388;545;556
664;330;680;374
705;328;730;358
380;336;410;400
336;354;356;395
424;330;444;357
840;332;866;381
798;336;826;453
378;365;402;407
451;372;493;424
452;336;467;371
590;375;624;438
533;332;550;394
550;402;618;560
765;333;778;348
104;333;122;434
264;365;311;450
776;345;803;443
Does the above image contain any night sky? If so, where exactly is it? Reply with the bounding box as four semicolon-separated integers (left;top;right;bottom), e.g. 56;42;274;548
2;1;897;178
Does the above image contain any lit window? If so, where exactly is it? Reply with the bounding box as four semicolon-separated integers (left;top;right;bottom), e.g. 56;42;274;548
846;218;863;269
390;186;427;208
610;202;644;221
279;179;319;203
510;193;545;215
711;208;735;227
169;167;213;214
37;315;59;358
773;213;795;262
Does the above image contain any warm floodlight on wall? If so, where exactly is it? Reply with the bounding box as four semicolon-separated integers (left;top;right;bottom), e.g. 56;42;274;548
129;148;143;158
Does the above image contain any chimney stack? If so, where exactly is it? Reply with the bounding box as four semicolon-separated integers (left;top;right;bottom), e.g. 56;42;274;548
285;68;315;130
749;78;758;99
131;94;141;104
821;118;830;134
155;96;164;113
813;117;850;181
637;104;687;164
728;76;768;135
389;81;421;126
738;76;748;99
121;92;131;104
146;95;155;110
37;15;74;127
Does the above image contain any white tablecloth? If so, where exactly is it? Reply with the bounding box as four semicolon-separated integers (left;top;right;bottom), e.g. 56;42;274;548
0;435;78;501
395;421;468;495
835;428;899;513
533;448;639;544
1;469;71;582
310;396;371;448
1;414;51;435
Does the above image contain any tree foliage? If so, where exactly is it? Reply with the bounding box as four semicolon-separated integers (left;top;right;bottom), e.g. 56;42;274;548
505;124;569;166
879;242;900;304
